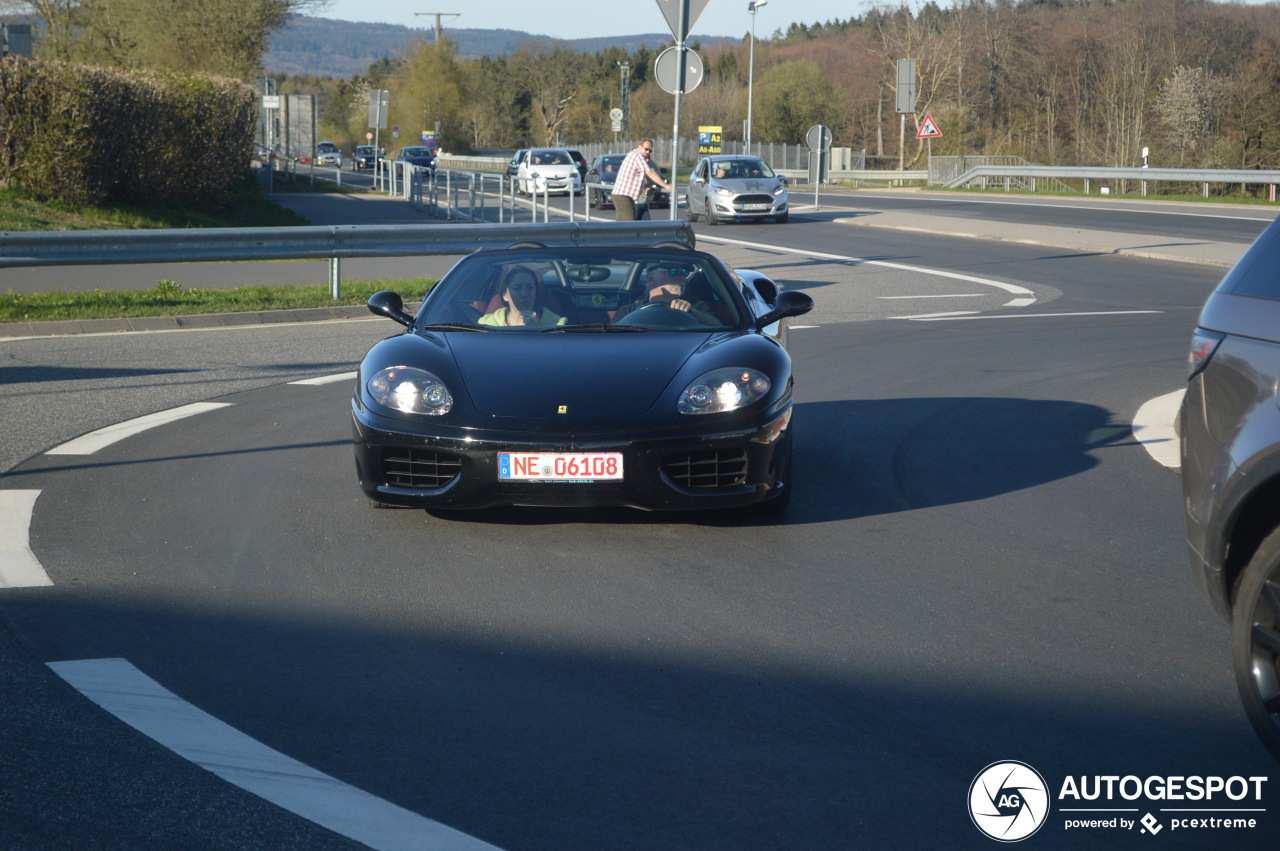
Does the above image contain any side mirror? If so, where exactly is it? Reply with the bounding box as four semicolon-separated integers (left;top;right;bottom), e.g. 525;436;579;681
755;290;813;329
367;290;414;327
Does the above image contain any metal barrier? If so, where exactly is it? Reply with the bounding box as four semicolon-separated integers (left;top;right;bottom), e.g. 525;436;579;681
0;221;697;299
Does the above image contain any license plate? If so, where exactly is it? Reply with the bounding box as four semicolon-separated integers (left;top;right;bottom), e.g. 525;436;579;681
743;203;771;211
499;452;623;481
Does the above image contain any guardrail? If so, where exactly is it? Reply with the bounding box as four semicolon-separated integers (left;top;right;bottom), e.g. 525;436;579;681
0;221;696;298
943;165;1280;197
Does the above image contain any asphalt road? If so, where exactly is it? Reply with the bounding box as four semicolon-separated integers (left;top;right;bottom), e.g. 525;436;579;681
2;192;1279;849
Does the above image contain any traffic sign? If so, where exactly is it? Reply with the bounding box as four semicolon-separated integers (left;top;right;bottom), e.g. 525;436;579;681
916;114;942;138
655;0;712;41
609;107;624;122
806;124;832;152
654;46;704;95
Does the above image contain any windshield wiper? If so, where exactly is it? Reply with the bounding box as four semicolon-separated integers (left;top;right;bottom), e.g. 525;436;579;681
542;323;649;333
418;322;491;332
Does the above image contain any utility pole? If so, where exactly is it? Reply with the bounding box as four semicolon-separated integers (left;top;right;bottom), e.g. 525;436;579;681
617;61;631;137
414;12;460;43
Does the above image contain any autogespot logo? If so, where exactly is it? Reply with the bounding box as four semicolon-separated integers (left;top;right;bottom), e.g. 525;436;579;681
969;761;1051;842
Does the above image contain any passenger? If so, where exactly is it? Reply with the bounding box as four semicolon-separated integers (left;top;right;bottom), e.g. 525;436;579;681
613;266;716;325
714;165;728;179
478;265;567;327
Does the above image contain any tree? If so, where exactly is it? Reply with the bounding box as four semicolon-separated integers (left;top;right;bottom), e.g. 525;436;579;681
508;41;598;146
753;60;841;143
1154;64;1224;166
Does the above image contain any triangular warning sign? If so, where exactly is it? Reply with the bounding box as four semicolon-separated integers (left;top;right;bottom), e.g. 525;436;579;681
916;114;942;138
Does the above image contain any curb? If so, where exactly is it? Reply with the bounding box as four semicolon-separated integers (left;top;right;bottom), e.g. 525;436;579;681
0;304;375;339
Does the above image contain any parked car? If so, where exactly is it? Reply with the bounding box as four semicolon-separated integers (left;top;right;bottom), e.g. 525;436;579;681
513;148;582;196
315;141;343;168
586;154;669;210
397;146;436;174
1180;213;1280;760
354;243;813;513
352;145;383;170
686;155;788;224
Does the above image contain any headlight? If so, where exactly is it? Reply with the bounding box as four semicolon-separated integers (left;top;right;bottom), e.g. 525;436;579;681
773;184;786;196
678;368;771;414
367;367;453;415
713;186;734;197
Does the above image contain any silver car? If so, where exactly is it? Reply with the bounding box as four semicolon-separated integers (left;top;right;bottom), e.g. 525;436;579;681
1181;213;1280;760
686;155;788;225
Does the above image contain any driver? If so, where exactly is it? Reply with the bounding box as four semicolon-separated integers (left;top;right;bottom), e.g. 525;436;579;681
613;266;716;325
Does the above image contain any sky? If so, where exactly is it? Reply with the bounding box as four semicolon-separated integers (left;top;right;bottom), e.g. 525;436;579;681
314;0;867;42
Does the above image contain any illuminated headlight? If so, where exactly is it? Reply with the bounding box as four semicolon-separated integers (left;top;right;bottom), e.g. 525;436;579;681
773;184;786;196
367;367;453;415
678;368;771;414
713;186;734;197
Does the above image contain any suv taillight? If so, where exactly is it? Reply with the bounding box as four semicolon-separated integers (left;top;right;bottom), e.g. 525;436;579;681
1189;328;1225;378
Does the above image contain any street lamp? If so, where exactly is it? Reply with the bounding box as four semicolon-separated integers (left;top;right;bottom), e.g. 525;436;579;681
746;0;768;153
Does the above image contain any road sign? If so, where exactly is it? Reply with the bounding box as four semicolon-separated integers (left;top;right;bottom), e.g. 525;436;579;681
261;95;280;109
609;108;624;122
654;46;704;95
655;0;712;41
698;126;723;155
916;114;942;138
896;59;918;114
806;124;832;152
612;120;623;132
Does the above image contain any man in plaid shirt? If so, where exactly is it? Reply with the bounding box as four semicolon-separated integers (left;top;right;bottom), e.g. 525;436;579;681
612;139;672;221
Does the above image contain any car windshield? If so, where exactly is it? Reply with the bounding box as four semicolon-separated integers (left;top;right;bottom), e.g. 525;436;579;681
356;146;376;154
709;159;775;179
416;248;743;331
402;147;431;157
531;151;571;166
317;143;338;153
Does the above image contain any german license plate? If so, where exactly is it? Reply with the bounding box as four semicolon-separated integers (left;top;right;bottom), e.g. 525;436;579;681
499;452;623;481
743;203;771;211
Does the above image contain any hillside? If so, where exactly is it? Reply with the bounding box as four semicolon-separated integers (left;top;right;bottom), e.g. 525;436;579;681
265;16;739;78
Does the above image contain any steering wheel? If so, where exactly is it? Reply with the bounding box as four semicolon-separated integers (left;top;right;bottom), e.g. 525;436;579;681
614;302;703;328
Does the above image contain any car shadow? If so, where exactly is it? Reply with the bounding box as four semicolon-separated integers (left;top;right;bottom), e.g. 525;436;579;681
430;396;1131;528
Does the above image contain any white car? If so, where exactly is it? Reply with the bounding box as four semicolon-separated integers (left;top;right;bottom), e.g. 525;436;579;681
315;141;343;168
514;148;582;196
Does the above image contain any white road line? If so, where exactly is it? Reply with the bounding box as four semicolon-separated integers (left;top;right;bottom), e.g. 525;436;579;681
1134;389;1185;469
889;311;980;321
290;372;357;386
0;490;52;588
905;310;1163;322
698;233;1037;311
879;293;988;299
45;403;232;455
49;658;502;851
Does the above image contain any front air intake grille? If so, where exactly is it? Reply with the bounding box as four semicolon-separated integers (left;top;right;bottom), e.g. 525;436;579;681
734;194;775;207
381;448;462;490
662;450;749;489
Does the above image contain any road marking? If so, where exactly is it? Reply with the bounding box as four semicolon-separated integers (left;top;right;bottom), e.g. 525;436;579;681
49;658;502;851
0;490;52;588
45;403;233;455
1134;389;1185;469
698;234;1037;309
903;310;1162;321
888;311;979;320
290;372;357;386
879;293;988;299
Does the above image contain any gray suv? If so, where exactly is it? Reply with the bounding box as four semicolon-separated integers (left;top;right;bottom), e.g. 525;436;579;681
1181;213;1280;759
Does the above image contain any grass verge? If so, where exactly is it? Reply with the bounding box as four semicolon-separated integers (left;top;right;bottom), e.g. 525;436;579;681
2;278;435;323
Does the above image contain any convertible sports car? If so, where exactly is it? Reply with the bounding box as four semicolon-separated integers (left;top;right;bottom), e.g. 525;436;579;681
352;243;813;513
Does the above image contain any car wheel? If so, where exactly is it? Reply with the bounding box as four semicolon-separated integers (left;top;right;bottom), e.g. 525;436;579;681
1232;525;1280;760
706;205;719;226
687;205;700;223
775;213;789;224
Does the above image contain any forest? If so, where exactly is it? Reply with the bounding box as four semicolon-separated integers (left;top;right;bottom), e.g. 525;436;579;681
8;0;1280;171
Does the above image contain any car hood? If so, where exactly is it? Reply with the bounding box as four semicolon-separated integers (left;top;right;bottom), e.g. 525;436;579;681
446;332;711;419
710;178;782;193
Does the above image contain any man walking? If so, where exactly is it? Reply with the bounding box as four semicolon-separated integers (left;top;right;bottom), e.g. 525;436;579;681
613;139;672;221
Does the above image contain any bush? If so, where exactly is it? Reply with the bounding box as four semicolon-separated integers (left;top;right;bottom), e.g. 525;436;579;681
0;56;256;208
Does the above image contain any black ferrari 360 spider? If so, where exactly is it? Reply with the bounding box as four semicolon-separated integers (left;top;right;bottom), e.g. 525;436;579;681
352;242;813;513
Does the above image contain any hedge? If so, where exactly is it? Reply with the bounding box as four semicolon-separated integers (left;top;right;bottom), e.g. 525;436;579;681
0;56;256;208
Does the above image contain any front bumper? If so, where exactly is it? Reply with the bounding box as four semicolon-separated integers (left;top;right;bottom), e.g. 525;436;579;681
711;195;787;221
353;404;792;511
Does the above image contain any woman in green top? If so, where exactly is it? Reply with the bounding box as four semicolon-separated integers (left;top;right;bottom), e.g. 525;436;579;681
478;265;567;327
